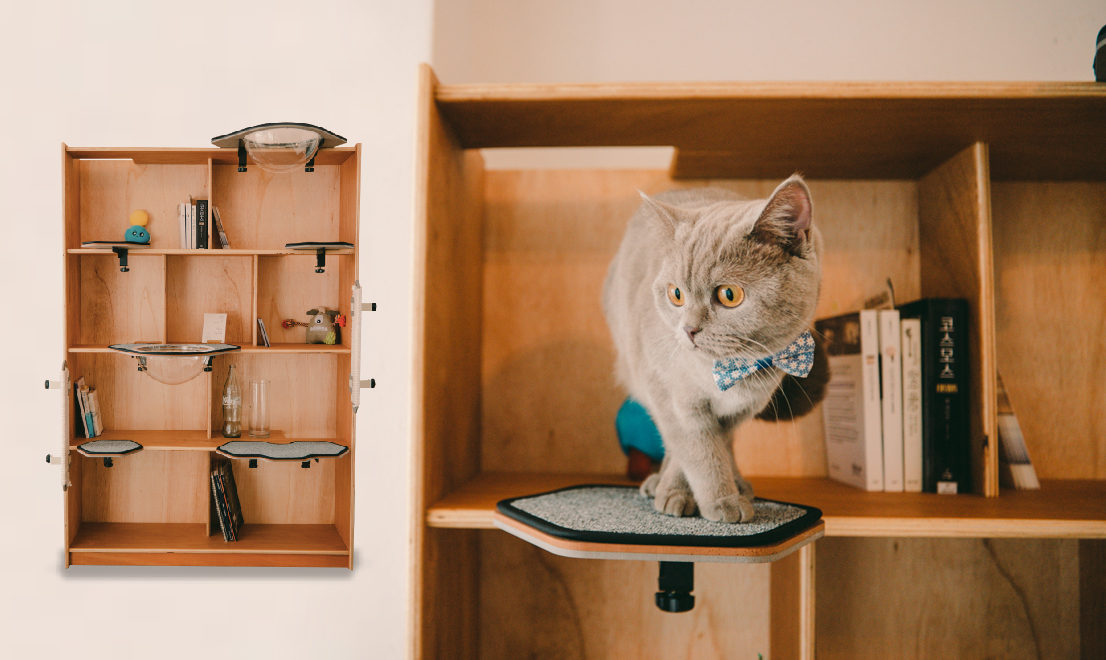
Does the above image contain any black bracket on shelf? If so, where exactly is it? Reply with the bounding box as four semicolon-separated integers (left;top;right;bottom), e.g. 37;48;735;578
305;152;316;173
102;457;114;468
203;356;213;372
112;245;130;272
248;458;258;469
237;139;248;173
314;248;326;273
301;460;310;468
655;561;695;613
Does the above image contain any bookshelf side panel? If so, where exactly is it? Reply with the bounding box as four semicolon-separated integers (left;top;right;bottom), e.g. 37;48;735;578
918;142;998;496
991;181;1106;479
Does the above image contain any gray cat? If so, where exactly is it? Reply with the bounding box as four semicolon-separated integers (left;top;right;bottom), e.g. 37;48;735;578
602;176;822;522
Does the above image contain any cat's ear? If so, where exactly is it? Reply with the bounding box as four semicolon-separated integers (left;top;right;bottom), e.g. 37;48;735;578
752;175;813;255
638;191;692;236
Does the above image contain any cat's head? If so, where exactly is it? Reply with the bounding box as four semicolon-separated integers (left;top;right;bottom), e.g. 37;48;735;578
642;175;822;360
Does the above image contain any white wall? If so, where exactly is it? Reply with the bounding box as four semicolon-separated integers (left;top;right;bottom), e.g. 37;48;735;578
0;1;430;658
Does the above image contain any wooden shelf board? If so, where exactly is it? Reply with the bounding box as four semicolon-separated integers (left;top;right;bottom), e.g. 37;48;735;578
67;344;349;354
64;146;357;166
434;81;1106;180
70;429;347;451
68;248;353;256
70;522;348;555
239;343;351;354
425;472;1106;539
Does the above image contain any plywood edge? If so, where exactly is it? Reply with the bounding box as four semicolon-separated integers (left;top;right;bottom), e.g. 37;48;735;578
436;81;1106;104
493;511;824;564
770;543;815;660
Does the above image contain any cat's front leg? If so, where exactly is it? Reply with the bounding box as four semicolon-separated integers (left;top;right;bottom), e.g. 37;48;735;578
644;456;697;517
667;419;755;523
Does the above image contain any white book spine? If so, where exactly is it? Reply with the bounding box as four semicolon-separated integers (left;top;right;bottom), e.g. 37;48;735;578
900;318;924;492
188;203;195;250
879;310;904;492
859;310;884;491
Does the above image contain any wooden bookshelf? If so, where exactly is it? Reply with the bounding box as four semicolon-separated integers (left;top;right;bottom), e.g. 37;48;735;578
61;144;360;569
413;65;1106;658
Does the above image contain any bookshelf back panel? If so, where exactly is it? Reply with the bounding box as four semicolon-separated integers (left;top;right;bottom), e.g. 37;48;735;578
257;255;345;345
212;354;338;439
479;170;920;476
991;181;1106;479
78;160;208;249
79;452;209;523
212;164;341;249
72;354;210;432
165;255;254;344
228;457;336;524
78;254;166;345
478;531;770;658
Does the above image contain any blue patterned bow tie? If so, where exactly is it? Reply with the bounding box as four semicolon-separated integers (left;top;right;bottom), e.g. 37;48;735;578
713;330;815;391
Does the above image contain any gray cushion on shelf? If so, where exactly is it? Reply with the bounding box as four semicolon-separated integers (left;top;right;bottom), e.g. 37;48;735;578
218;440;347;461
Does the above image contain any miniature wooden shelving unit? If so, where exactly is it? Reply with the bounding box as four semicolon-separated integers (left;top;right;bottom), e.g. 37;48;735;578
414;64;1106;658
61;144;360;568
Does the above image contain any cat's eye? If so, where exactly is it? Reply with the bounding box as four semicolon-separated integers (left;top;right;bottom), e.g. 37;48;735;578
666;284;685;307
715;285;745;308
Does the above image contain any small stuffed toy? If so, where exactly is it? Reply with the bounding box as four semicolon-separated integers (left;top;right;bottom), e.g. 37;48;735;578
305;308;340;345
125;209;151;244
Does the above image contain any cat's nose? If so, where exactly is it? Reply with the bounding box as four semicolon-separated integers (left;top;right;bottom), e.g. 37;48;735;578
683;326;701;342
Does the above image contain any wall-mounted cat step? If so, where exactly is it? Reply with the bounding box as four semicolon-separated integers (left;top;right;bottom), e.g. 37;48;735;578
217;440;348;468
285;241;354;273
76;439;143;467
494;485;824;612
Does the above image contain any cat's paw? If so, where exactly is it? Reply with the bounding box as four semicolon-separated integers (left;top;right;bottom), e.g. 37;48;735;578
640;473;660;497
654;489;698;517
700;493;756;523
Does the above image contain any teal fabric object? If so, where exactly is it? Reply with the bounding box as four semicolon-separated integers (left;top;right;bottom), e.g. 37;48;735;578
616;397;665;462
124;225;150;244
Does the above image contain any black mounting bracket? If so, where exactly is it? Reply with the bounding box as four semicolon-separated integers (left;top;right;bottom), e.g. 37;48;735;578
248;458;258;469
237;139;248;172
655;561;695;613
112;245;130;272
314;247;326;273
301;460;311;468
103;457;114;468
203;356;213;372
305;152;316;173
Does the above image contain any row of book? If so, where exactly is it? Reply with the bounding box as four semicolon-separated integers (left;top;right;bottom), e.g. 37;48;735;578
211;459;244;542
178;197;231;250
817;298;971;494
74;376;103;438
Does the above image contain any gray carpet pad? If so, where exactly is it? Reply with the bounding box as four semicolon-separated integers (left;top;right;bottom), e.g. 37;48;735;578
77;439;142;456
218;440;348;461
498;485;821;548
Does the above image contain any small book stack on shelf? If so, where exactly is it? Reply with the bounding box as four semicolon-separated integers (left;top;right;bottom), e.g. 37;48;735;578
817;297;973;494
177;198;230;249
73;376;103;438
210;460;244;542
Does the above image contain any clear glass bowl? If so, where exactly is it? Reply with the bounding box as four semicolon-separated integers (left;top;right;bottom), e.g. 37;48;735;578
243;126;321;174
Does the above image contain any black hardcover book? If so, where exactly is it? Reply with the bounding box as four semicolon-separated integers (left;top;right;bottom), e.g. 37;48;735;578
897;298;971;494
195;198;209;249
211;470;231;541
218;460;244;541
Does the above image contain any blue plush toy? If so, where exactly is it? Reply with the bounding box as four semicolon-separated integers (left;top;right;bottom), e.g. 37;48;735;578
615;397;665;480
125;209;151;244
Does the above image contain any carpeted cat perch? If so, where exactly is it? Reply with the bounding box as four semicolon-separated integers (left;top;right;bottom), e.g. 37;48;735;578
495;485;824;612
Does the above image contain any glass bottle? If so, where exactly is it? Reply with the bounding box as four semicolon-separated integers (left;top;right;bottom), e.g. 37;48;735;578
222;364;242;438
